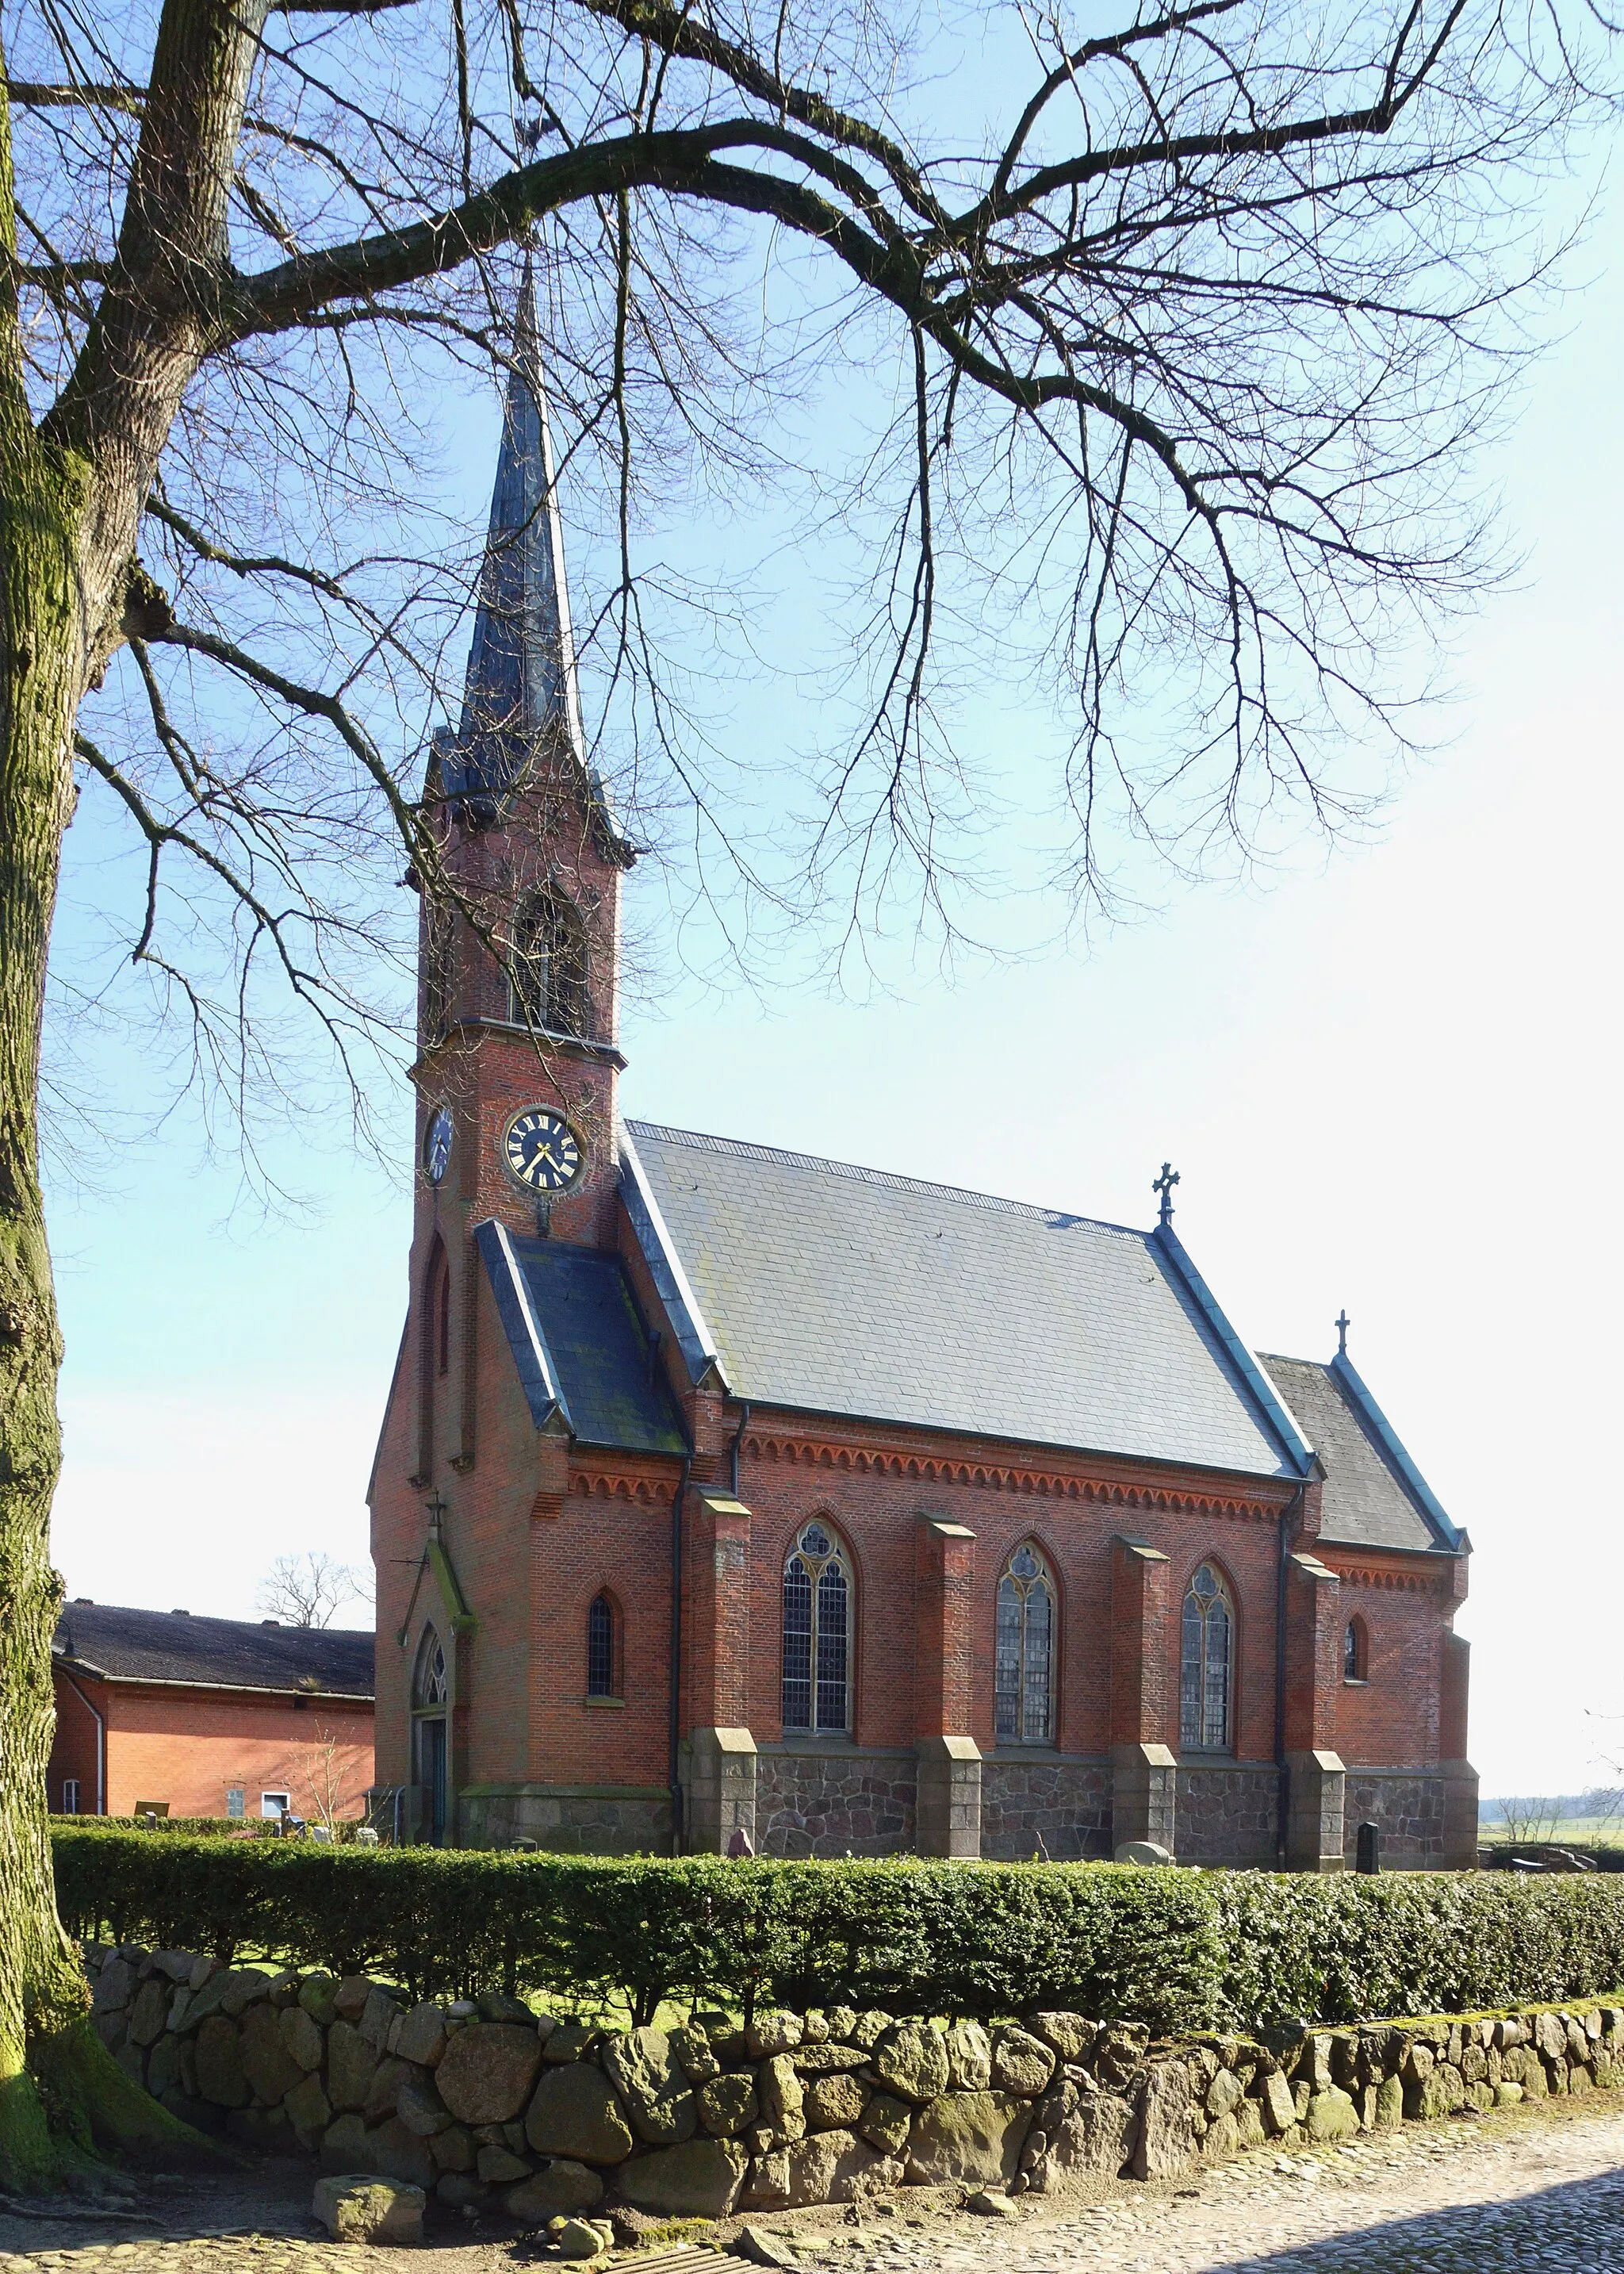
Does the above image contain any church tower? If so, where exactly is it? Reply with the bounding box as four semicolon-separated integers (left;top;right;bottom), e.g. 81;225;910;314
408;266;637;1482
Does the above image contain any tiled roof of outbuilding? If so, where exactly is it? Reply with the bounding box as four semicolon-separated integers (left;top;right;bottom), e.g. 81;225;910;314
52;1603;375;1697
625;1121;1310;1480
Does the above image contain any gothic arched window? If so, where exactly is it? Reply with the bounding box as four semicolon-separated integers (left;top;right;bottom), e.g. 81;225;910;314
1344;1616;1367;1682
587;1592;619;1697
413;1627;448;1710
411;1627;449;1846
509;890;590;1038
1179;1563;1233;1751
783;1521;850;1735
994;1543;1055;1743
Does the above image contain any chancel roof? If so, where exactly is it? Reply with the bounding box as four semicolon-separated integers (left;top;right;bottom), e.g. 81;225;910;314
1259;1354;1459;1554
53;1604;375;1696
624;1121;1312;1481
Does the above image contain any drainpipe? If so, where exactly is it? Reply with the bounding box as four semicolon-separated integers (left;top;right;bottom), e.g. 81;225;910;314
61;1670;106;1816
1274;1483;1306;1867
668;1454;692;1857
729;1402;752;1499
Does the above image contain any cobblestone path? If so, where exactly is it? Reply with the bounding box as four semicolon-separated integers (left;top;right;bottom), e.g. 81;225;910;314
2;2099;1621;2274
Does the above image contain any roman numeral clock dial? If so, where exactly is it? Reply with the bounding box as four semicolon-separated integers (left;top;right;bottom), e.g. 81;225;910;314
502;1107;584;1194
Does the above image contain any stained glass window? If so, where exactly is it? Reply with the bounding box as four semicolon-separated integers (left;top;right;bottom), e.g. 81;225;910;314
1179;1563;1232;1751
994;1543;1055;1743
588;1593;617;1697
783;1522;849;1733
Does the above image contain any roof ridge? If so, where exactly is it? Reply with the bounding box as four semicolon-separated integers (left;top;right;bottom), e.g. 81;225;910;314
623;1120;1147;1238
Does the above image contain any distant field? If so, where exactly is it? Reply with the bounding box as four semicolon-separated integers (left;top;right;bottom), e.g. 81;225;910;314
1479;1817;1624;1847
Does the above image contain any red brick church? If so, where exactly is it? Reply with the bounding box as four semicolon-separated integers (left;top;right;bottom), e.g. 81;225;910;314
369;285;1477;1872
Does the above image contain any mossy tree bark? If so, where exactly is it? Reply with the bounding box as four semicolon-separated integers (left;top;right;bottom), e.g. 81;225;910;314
0;2;266;2185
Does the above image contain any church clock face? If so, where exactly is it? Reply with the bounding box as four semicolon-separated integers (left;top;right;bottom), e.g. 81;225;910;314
502;1107;583;1194
423;1105;454;1185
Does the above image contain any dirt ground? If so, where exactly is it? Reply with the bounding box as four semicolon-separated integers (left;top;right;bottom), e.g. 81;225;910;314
3;2092;1622;2274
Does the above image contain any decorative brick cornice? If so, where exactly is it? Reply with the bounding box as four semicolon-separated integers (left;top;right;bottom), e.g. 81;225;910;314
570;1470;671;1507
742;1431;1275;1524
1331;1563;1446;1596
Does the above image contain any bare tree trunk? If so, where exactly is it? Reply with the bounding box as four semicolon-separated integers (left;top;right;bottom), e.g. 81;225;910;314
0;52;224;2190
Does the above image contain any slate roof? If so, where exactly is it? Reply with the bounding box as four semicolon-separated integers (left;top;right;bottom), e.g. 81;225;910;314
53;1604;375;1696
1259;1354;1457;1553
624;1121;1310;1480
476;1218;688;1455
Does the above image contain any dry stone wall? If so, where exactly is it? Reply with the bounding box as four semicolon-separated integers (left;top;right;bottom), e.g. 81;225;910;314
83;1943;1624;2222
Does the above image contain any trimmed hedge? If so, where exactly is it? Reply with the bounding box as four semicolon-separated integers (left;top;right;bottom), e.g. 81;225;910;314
52;1829;1624;2033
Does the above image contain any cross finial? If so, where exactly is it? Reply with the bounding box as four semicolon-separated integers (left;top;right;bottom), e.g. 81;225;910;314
1335;1310;1350;1359
1152;1160;1180;1229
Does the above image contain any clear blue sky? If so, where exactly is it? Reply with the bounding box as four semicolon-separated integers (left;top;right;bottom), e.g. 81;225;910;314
44;131;1623;1804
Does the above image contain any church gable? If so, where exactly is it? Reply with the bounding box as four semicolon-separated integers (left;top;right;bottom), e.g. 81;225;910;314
625;1118;1309;1480
1262;1352;1459;1555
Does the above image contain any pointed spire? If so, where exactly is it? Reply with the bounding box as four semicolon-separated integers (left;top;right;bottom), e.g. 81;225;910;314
444;258;586;811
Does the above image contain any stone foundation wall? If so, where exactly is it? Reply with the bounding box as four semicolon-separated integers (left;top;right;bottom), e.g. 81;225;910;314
458;1786;672;1857
82;1944;1624;2221
980;1758;1112;1862
756;1749;916;1858
1174;1765;1278;1865
1341;1774;1446;1869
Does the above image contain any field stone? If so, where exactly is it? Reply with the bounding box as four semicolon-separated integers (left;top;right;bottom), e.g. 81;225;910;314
543;2023;597;2065
504;2160;604;2222
195;2014;251;2108
1206;2068;1243;2119
147;2034;183;2101
745;2012;803;2060
236;2004;303;2105
856;2092;911;2157
696;2072;758;2137
1306;2088;1359;2142
430;2126;476;2172
1235;2099;1268;2152
1202;2111;1241;2163
872;2022;949;2104
906;2091;1031;2188
279;2004;324;2071
92;1958;135;2013
128;1977;170;2048
670;2026;721;2084
1133;2063;1198;2180
285;2073;332;2144
1260;2071;1297;2134
298;1975;342;2027
477;2146;531;2183
435;2022;543;2125
602;2028;697;2145
327;2020;381;2112
363;2057;415;2126
787;2129;897;2207
320;2115;371;2175
389;2004;447;2068
944;2021;992;2092
758;2054;806;2142
804;2073;867;2132
552;2216;611;2261
1043;2090;1136;2185
396;2073;454;2138
1030;2014;1095;2062
739;2149;791;2211
360;1988;403;2054
312;2175;425;2245
991;2028;1055;2098
617;2136;747;2218
362;2117;438;2191
525;2063;637;2164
